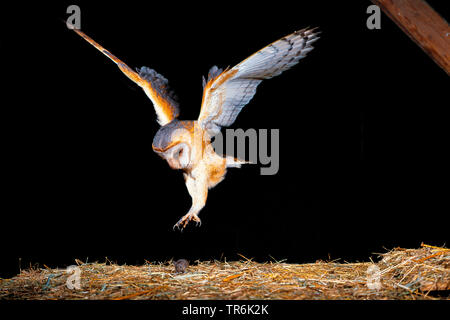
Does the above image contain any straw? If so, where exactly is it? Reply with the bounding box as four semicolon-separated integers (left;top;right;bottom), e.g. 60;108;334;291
1;245;448;300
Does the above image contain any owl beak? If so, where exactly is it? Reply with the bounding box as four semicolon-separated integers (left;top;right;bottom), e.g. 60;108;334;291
167;158;181;170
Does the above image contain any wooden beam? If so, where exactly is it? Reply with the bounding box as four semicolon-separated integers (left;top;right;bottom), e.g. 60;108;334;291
371;0;450;75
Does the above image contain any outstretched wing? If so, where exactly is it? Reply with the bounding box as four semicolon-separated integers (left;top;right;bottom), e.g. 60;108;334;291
73;29;179;126
198;28;319;135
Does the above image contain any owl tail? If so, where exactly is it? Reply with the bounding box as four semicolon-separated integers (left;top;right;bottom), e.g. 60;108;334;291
225;156;254;168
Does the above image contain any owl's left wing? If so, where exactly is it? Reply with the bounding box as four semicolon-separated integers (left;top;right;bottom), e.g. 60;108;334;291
198;28;319;135
73;29;179;126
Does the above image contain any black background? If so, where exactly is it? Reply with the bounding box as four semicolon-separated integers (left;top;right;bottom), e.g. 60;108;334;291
2;1;448;279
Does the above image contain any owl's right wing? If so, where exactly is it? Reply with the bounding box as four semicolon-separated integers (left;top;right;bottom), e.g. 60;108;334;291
73;29;179;126
198;28;319;135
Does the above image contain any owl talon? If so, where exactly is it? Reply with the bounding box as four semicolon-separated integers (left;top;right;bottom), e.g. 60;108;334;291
173;213;201;230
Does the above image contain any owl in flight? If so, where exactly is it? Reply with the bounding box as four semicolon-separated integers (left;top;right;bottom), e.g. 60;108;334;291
72;27;319;230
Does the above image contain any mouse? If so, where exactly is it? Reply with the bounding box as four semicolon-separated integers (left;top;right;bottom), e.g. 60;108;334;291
173;259;189;273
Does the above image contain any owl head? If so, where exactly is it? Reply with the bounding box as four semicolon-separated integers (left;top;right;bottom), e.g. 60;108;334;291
152;120;197;170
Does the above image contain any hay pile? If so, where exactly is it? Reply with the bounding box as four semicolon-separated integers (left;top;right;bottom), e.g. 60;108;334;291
1;244;448;300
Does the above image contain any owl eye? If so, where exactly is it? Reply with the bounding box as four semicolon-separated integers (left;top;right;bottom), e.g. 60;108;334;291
173;144;190;168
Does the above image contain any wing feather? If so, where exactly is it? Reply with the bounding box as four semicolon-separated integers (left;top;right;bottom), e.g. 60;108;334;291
198;28;319;134
73;29;179;126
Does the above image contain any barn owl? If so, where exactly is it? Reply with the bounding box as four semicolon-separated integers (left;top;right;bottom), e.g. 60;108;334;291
72;27;319;230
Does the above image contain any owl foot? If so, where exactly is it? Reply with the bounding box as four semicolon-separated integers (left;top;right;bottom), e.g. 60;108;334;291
173;213;202;230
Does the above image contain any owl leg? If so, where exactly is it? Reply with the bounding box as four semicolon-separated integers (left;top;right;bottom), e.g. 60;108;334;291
173;174;208;230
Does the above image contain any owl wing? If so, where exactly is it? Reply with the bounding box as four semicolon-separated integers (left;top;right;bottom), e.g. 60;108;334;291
197;28;319;135
73;29;179;126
